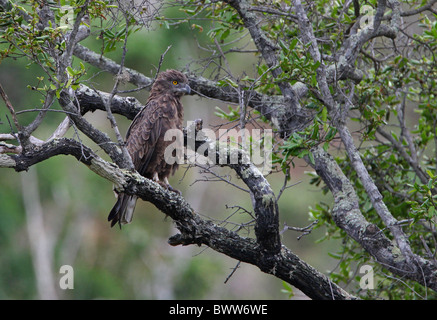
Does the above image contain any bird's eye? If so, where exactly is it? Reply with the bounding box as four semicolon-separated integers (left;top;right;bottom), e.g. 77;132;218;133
172;80;178;85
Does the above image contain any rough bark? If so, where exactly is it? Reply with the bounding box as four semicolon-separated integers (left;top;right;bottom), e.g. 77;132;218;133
310;147;437;291
59;82;437;292
0;138;355;300
2;0;437;299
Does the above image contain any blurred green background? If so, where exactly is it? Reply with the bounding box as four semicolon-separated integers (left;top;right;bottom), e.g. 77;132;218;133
0;4;341;300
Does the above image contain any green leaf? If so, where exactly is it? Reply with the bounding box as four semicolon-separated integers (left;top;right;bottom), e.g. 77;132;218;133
308;151;315;165
220;28;230;40
281;281;294;298
310;124;319;140
289;38;298;51
312;60;321;71
428;206;435;218
320;107;328;122
67;66;75;77
325;127;337;141
279;40;289;54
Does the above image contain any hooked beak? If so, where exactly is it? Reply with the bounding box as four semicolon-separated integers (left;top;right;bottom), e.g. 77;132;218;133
181;84;191;95
174;83;191;96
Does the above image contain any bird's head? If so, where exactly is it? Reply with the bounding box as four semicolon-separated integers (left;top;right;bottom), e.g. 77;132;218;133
152;69;191;97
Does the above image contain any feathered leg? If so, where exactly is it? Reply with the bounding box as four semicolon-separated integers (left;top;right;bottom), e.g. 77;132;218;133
163;176;181;195
153;173;181;195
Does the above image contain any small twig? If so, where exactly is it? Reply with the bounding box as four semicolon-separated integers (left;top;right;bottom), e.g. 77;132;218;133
225;204;255;220
20;91;56;140
103;16;134;171
194;164;250;193
68;119;91;163
213;38;233;78
5;115;18;141
328;279;335;300
420;235;437;266
222;206;256;234
277;168;290;201
224;261;241;284
153;45;172;82
0;83;21;130
379;270;426;299
115;85;151;94
280;220;319;240
15;108;80;116
189;87;239;106
278;179;302;201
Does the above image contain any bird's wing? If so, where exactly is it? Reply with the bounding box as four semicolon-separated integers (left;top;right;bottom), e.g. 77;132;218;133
125;99;163;175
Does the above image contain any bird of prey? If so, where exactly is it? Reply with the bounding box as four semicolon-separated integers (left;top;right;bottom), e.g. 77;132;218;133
108;69;191;227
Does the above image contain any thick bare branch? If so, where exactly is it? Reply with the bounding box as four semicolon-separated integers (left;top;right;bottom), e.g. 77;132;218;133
0;137;354;300
58;91;126;168
293;0;419;274
310;146;437;291
337;125;416;263
73;44;309;134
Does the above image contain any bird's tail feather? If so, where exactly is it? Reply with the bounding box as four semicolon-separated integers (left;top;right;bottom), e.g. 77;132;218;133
108;193;138;228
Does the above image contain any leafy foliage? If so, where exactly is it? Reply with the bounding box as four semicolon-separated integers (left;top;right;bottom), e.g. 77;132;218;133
1;0;437;300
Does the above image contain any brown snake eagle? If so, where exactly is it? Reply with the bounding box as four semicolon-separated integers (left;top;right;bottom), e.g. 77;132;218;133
108;69;191;227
